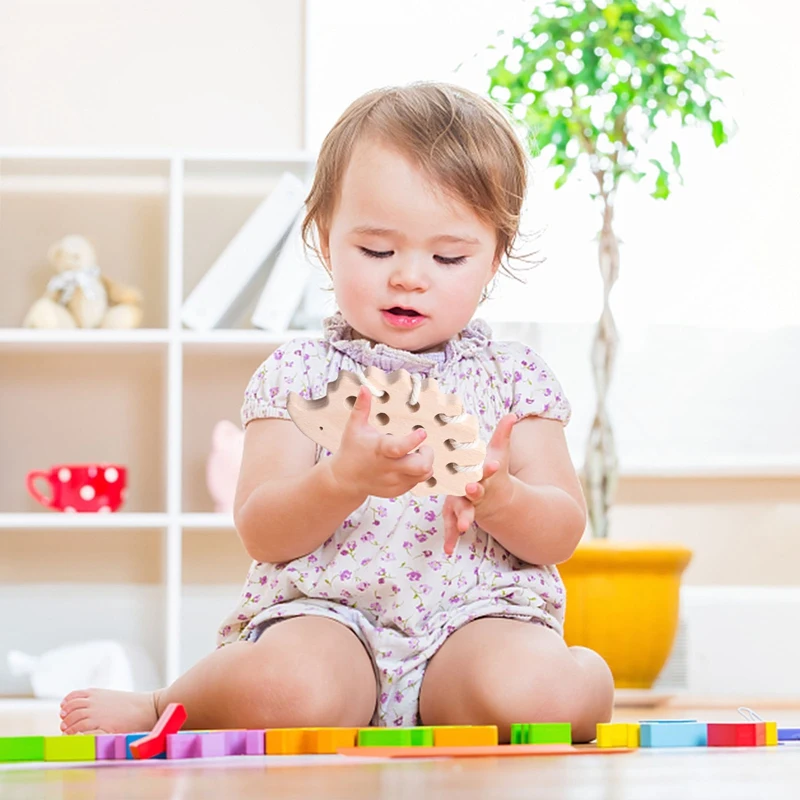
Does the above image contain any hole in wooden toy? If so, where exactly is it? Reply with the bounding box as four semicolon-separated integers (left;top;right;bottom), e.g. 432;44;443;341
319;426;324;431
345;395;357;408
377;391;390;403
446;462;459;474
408;402;420;412
376;413;390;426
444;439;456;450
434;413;448;426
425;477;437;488
412;425;425;432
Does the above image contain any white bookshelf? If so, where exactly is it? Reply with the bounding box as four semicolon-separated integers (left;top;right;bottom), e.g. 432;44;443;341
0;148;319;689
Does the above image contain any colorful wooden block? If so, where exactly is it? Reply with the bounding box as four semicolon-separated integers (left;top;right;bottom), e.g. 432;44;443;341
511;723;571;745
778;727;800;742
640;722;707;748
597;723;628;748
43;735;96;762
222;729;248;756
765;722;778;746
707;722;765;747
408;727;435;747
126;733;167;760
129;702;187;759
626;723;641;748
433;726;498;747
265;728;308;755
308;728;359;754
245;729;265;755
94;734;118;760
358;728;413;747
340;744;633;758
0;736;45;763
166;732;226;759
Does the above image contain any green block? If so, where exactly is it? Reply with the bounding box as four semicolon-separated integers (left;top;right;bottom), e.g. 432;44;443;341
357;729;413;747
407;727;434;747
526;723;572;745
510;724;526;745
43;735;96;762
0;736;45;762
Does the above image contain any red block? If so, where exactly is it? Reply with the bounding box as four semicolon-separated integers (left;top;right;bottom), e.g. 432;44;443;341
707;722;765;747
130;703;188;759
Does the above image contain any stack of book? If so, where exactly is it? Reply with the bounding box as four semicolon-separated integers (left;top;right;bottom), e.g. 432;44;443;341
181;172;325;333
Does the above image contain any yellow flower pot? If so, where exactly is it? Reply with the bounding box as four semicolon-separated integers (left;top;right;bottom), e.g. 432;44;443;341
558;541;693;689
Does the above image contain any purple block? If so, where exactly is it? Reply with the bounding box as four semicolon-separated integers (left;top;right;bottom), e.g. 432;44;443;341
223;730;248;756
245;730;265;756
778;727;800;742
167;733;199;759
167;732;227;759
114;733;135;760
96;734;118;760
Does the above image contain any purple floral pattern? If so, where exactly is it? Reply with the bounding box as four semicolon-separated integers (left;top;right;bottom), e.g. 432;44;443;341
219;313;571;726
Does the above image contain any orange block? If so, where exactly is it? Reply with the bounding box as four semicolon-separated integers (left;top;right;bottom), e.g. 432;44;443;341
265;728;307;755
309;728;358;754
433;726;498;747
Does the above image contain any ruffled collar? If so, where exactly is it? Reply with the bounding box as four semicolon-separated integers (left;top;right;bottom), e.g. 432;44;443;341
323;312;491;374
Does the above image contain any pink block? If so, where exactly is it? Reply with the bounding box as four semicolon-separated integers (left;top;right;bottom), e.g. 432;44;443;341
223;730;248;756
96;734;117;760
167;732;227;759
245;730;265;756
114;733;137;760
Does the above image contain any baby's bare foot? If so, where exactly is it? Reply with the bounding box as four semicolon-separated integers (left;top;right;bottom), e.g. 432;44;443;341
59;688;160;735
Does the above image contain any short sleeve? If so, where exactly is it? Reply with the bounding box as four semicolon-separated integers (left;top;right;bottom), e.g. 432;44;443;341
240;338;325;428
503;342;572;425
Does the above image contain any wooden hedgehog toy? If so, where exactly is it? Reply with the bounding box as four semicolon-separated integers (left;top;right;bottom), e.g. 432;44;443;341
287;367;486;496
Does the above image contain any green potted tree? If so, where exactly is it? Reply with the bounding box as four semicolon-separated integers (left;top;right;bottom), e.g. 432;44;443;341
486;0;731;688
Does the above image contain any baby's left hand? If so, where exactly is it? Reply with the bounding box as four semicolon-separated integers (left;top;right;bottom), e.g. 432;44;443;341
442;413;517;555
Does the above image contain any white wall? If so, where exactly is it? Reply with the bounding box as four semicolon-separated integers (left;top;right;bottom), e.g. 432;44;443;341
0;0;305;150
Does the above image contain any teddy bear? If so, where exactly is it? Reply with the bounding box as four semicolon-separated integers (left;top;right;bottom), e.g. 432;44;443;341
22;235;144;329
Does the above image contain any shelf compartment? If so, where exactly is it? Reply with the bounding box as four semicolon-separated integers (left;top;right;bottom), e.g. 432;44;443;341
0;156;170;328
0;349;168;513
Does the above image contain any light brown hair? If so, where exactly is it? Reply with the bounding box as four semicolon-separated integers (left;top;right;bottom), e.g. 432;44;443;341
302;82;530;281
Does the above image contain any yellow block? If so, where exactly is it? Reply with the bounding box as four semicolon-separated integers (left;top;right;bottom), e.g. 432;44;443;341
596;723;628;748
43;736;96;762
765;721;778;746
433;726;498;747
309;728;359;754
626;723;640;748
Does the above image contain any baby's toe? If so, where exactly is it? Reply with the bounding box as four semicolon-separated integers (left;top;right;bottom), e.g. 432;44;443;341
60;697;90;719
69;720;106;735
61;709;91;735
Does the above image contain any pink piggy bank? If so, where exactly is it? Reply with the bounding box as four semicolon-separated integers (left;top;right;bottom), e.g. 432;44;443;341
206;420;245;514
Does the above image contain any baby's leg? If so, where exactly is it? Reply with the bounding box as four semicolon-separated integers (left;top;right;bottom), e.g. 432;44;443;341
419;618;613;743
60;616;377;734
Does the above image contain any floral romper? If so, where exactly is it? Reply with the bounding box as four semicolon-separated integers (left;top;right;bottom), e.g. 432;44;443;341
217;312;572;726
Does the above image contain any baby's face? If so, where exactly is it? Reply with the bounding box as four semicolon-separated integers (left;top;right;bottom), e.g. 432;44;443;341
323;139;499;353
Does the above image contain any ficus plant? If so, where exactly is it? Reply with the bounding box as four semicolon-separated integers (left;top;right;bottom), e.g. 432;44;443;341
486;0;731;538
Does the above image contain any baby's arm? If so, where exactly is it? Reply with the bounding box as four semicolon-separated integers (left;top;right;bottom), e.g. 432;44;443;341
235;387;433;564
476;416;586;564
234;418;365;563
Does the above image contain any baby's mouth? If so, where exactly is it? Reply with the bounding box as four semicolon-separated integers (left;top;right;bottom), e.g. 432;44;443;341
385;307;422;317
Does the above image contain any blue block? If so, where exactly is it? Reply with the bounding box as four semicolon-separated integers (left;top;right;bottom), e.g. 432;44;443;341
125;733;165;760
778;727;800;742
639;719;697;724
640;722;708;748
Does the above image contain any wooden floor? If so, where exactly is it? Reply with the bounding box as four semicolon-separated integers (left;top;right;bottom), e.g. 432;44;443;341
3;702;800;799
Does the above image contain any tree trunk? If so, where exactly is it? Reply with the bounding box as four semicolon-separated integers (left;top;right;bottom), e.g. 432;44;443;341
584;197;620;538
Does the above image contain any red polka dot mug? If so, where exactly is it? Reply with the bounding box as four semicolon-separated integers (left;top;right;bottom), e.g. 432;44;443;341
26;464;128;512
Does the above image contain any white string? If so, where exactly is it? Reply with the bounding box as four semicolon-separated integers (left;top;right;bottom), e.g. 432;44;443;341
737;707;764;722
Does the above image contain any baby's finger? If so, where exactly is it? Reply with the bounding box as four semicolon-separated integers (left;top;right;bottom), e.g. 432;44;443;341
380;426;427;459
399;445;434;477
346;386;372;429
480;461;501;482
464;482;484;504
457;504;475;533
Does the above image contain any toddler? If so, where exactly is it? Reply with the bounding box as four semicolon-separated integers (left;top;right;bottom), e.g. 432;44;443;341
60;82;613;743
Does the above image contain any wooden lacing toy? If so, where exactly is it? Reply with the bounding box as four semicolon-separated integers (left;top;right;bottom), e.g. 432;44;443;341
287;366;486;496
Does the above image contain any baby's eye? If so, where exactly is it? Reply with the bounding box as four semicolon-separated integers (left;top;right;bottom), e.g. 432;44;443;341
434;255;467;266
359;247;393;259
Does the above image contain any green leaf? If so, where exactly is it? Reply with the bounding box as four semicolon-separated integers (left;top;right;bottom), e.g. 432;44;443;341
649;159;670;200
703;7;719;21
711;119;726;147
670;141;684;184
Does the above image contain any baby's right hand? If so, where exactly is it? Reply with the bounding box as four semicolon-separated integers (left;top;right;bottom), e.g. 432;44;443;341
328;386;434;499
